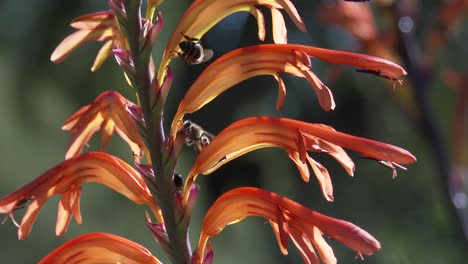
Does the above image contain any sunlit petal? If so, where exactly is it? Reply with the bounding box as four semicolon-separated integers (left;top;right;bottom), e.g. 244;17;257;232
51;28;113;64
62;90;146;160
51;10;130;71
39;232;162;264
0;152;162;239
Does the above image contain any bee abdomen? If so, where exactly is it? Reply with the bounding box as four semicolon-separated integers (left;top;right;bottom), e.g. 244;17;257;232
179;41;202;64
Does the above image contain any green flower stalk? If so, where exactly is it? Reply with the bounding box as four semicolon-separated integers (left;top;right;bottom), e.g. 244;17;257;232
0;0;416;263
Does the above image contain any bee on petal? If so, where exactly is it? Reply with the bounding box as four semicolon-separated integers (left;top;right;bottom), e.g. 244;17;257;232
182;120;214;153
176;34;214;64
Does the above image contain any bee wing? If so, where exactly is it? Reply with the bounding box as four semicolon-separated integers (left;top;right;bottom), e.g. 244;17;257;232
203;131;215;141
199;49;214;63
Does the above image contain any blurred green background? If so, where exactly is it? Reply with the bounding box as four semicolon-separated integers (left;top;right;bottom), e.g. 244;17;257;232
0;0;466;263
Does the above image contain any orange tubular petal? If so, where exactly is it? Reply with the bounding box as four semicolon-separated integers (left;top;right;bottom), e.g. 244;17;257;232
51;28;113;63
171;44;407;136
271;7;287;44
62;90;145;160
184;117;416;202
194;187;380;263
50;10;126;71
157;0;306;80
70;10;115;30
0;152;161;240
39;232;162;264
91;39;114;72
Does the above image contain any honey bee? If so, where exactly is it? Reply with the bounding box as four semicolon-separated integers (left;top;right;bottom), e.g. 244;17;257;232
177;34;214;64
182;120;214;153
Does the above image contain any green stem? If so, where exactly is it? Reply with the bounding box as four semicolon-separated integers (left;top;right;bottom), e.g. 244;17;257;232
123;1;191;263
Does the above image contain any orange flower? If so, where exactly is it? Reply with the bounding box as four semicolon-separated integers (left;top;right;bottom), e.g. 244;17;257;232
0;152;161;240
50;10;124;71
62;90;146;160
39;232;162;264
157;0;307;80
184;117;416;202
194;187;381;263
170;44;407;137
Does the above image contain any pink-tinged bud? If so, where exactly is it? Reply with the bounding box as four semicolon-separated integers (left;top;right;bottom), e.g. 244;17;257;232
142;13;163;55
113;48;136;85
191;243;213;264
113;48;135;71
149;62;173;113
178;184;199;229
127;106;144;123
153;66;173;107
135;163;155;182
146;213;172;255
108;0;126;17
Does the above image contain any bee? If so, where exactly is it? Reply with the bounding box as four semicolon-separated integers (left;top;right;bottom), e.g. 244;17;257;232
182;120;214;153
172;173;183;189
177;34;214;64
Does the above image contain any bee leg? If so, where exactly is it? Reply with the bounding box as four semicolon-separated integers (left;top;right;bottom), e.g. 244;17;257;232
170;50;183;57
185;138;195;146
194;142;204;153
200;134;211;148
180;32;200;43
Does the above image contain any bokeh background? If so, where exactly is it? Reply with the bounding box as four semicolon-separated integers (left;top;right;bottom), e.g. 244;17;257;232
0;0;466;263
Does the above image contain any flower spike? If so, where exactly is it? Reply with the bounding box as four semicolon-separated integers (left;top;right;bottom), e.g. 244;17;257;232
62;90;146;160
0;152;162;240
39;232;162;264
157;0;307;80
170;44;407;138
194;187;381;263
183;117;416;202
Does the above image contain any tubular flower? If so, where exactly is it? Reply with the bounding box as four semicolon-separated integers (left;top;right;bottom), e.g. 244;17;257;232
184;117;416;202
157;0;307;80
0;152;162;240
62;90;146;160
195;187;381;264
39;232;162;264
50;10;125;71
170;44;407;137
